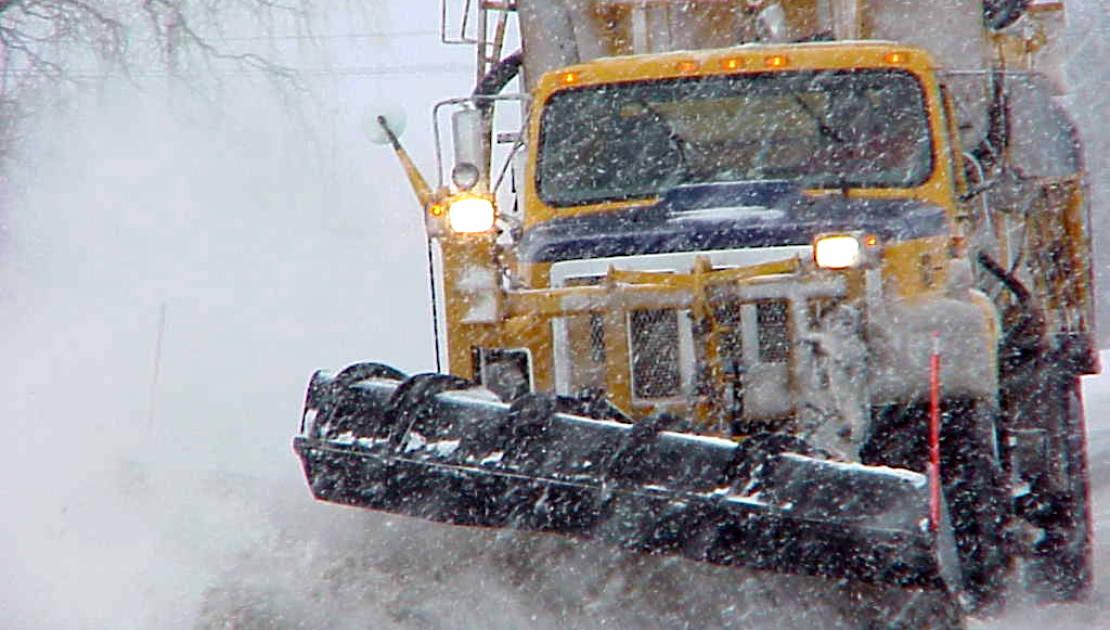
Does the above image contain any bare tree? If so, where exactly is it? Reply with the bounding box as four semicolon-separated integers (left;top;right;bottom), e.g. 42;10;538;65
0;1;306;160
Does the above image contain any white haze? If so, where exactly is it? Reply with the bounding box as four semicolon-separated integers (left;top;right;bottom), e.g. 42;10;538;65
0;8;456;620
0;85;395;626
1;2;1109;629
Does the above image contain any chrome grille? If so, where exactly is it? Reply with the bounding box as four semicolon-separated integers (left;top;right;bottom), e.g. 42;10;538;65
558;276;607;394
712;299;744;366
630;309;681;399
588;313;606;363
756;300;790;364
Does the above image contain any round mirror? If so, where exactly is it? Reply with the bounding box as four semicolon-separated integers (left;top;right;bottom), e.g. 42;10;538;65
366;106;407;145
451;162;481;191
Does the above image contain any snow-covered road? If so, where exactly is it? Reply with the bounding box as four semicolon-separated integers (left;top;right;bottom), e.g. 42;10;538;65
8;363;1105;629
177;369;1110;629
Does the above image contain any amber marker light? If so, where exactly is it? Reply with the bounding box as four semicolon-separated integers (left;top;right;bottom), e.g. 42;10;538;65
676;60;699;74
863;234;879;248
764;55;789;68
429;202;446;217
720;57;744;71
559;71;578;85
884;51;909;65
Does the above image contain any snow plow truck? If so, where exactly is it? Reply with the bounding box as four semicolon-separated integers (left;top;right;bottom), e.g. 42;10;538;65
294;0;1097;614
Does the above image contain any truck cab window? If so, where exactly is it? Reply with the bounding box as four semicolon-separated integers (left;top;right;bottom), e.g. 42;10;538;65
538;70;933;207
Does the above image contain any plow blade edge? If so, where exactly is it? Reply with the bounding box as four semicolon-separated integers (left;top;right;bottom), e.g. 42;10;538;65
293;368;962;593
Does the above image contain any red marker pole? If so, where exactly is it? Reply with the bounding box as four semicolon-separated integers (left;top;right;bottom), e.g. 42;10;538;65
928;331;942;533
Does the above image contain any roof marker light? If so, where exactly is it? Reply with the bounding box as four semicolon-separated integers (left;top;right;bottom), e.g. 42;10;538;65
559;71;578;85
676;60;699;73
884;51;910;65
720;57;744;71
764;55;789;68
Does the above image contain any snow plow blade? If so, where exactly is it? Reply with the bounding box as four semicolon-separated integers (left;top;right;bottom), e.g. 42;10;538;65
293;366;962;592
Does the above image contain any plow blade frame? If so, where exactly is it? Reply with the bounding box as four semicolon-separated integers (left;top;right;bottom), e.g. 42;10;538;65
294;369;962;594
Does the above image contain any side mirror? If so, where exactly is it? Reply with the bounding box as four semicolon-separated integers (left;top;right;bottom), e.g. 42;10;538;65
451;107;484;174
366;106;408;146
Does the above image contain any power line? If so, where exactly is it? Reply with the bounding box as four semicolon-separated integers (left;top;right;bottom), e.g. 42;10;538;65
3;63;473;80
198;30;442;42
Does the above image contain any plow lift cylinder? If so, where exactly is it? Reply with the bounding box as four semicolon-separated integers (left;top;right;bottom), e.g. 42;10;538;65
294;365;963;595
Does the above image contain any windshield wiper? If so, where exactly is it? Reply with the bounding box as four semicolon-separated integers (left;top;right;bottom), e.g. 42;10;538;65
791;94;846;143
635;99;690;183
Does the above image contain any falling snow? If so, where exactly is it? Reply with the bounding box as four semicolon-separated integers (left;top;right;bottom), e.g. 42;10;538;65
2;2;1110;629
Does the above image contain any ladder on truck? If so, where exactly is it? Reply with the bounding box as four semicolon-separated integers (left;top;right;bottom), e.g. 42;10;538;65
441;0;518;83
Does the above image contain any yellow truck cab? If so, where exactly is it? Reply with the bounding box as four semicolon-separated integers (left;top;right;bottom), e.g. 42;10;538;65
439;43;995;438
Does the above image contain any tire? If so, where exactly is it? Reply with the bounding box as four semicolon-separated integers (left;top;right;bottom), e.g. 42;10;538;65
940;399;1011;613
1021;374;1093;602
862;398;1011;613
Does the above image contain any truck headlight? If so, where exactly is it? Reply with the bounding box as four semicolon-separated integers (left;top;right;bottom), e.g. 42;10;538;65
814;234;862;269
447;196;496;233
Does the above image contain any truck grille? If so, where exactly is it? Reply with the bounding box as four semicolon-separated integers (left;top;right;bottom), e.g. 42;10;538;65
560;276;606;394
711;299;791;366
713;299;744;366
630;309;682;399
756;300;790;364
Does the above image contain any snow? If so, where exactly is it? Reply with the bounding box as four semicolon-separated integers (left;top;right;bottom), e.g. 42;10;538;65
479;451;505;465
723;493;769;508
0;5;463;627
442;387;508;405
1;2;1109;629
332;431;358;445
402;431;428;453
779;453;929;488
356;436;391;449
668;206;786;222
302;407;318;432
663;430;739;449
428;439;462;457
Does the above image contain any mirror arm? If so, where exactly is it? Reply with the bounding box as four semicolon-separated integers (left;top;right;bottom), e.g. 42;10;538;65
378;115;434;208
959;178;997;203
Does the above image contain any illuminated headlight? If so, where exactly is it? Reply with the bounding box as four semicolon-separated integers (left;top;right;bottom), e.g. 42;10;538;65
814;235;862;269
447;196;496;233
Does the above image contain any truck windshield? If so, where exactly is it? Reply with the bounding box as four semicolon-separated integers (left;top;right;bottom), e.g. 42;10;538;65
538;70;933;207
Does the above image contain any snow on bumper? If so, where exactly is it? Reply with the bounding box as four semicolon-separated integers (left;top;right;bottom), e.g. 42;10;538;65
868;291;999;404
